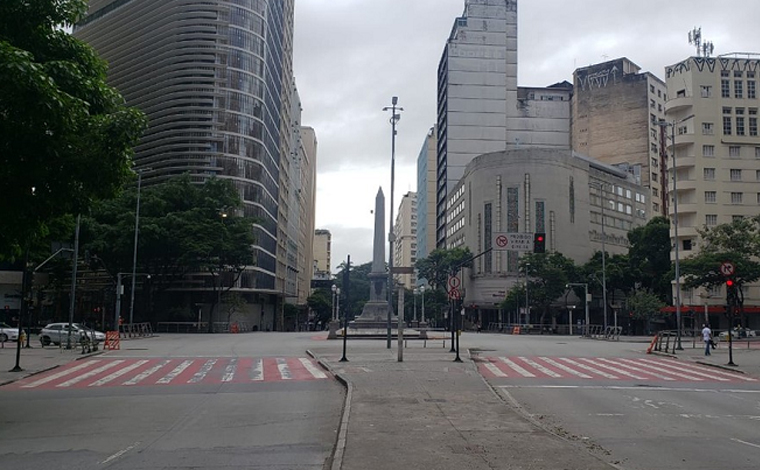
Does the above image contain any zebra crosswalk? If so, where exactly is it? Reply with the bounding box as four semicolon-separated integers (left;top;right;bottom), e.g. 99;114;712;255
477;356;758;383
8;357;329;390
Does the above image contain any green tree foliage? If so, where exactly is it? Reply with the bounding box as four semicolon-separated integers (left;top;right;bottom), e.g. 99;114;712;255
415;247;474;291
81;176;255;322
306;290;331;327
520;252;577;326
627;289;666;321
0;0;147;258
627;216;671;300
680;217;760;326
581;251;633;307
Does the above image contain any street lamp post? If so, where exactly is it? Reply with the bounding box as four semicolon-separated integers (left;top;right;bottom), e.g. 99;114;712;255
659;115;694;350
413;288;418;324
383;96;403;349
420;285;426;323
129;171;144;326
567;283;589;337
524;262;530;325
331;284;337;321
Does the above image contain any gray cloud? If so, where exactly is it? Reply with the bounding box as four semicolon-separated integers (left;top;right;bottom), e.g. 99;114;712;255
294;0;760;271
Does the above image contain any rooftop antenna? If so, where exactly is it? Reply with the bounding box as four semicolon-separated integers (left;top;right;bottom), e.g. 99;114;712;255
688;27;715;57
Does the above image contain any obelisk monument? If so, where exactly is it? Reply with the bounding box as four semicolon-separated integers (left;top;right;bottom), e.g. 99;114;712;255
351;187;394;328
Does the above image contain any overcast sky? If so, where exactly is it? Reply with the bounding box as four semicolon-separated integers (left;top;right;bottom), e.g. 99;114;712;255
293;0;760;273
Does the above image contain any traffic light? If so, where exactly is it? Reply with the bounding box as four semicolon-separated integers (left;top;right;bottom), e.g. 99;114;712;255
533;232;546;253
726;279;734;288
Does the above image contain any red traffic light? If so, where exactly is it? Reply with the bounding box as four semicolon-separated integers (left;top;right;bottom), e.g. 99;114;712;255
726;279;734;287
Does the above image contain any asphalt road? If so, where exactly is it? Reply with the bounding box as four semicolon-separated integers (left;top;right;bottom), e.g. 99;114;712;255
466;333;760;470
0;333;344;470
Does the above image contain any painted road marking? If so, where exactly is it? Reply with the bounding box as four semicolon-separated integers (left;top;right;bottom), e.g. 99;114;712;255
21;360;101;388
56;360;125;388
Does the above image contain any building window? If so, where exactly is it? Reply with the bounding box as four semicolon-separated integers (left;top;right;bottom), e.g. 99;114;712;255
756;147;760;159
733;215;744;222
650;99;656;109
651;143;657;153
701;85;712;98
650;84;655;93
731;169;742;181
723;106;733;115
705;191;717;203
737;117;746;135
706;214;718;226
751;117;758;136
703;144;715;157
702;123;714;135
729;146;741;158
651;157;658;168
757;193;760;204
652;172;658;183
652;187;659;197
749;81;756;99
756;170;760;181
735;80;744;98
735;70;744;78
723;116;732;135
704;168;715;180
652;203;659;213
721;79;730;98
722;70;730;77
731;192;743;204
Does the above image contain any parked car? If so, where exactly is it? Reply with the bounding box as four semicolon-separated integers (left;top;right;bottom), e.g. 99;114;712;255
0;322;20;342
718;327;757;339
39;323;106;346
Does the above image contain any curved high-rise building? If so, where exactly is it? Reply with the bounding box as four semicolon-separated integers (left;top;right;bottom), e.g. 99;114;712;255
74;0;301;327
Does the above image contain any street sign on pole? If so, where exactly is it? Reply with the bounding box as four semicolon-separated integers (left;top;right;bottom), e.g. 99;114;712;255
492;232;533;252
720;261;735;277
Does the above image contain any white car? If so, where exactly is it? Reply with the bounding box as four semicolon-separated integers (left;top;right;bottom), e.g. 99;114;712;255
0;322;20;342
39;323;106;346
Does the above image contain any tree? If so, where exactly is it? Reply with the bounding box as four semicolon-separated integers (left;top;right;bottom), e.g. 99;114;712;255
0;0;147;258
81;176;255;325
415;247;474;291
626;288;666;334
680;217;760;328
520;252;577;329
306;290;331;328
627;217;671;300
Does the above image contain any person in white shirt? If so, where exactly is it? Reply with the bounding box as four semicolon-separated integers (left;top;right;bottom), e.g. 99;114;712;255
701;324;712;356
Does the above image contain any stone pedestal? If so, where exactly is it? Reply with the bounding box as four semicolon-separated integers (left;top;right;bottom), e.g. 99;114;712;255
327;320;340;339
418;321;428;339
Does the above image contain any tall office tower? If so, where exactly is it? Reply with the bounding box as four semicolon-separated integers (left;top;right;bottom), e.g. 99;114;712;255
572;58;668;217
436;0;517;249
665;53;760;308
297;125;318;305
285;86;317;307
393;192;418;289
74;0;297;322
312;230;332;281
416;127;437;266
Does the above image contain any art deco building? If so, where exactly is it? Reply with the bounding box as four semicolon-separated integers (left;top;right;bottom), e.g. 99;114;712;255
436;0;571;249
74;0;301;328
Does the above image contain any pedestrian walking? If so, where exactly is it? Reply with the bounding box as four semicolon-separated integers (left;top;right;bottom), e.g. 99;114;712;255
701;324;712;356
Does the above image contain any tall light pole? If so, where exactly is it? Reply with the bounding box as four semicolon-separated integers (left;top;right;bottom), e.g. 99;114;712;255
331;284;337;321
593;182;609;329
383;96;403;349
420;285;426;323
524;262;530;325
567;283;589;337
659;115;694;350
128;171;144;326
413;288;418;323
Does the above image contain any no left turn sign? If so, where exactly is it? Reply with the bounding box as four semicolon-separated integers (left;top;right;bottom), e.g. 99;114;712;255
720;262;735;276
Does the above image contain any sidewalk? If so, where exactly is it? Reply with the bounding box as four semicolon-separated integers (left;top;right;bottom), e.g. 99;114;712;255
651;337;760;376
310;344;617;470
0;340;103;387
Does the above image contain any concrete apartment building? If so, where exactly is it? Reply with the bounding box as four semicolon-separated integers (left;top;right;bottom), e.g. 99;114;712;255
393;192;418;289
436;0;572;249
447;148;648;325
313;230;332;281
664;54;760;323
572;58;668;217
416;127;437;265
74;0;305;329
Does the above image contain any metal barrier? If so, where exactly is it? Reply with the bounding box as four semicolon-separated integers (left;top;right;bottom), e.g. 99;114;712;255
654;330;679;354
118;322;154;338
154;321;256;334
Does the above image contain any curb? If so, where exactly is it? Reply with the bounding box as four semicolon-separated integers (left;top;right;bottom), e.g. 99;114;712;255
307;350;351;470
694;360;745;374
0;349;107;387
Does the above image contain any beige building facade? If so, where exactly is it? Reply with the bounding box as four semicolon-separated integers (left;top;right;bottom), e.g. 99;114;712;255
572;58;668;217
313;229;332;281
394;192;418;289
665;54;760;314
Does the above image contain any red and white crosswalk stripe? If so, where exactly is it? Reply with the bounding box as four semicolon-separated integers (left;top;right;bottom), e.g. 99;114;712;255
10;357;329;390
478;356;758;383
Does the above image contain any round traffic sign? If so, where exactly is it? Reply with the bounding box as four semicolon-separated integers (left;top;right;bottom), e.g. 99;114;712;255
448;288;461;300
720;262;735;276
495;235;509;248
448;276;461;289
